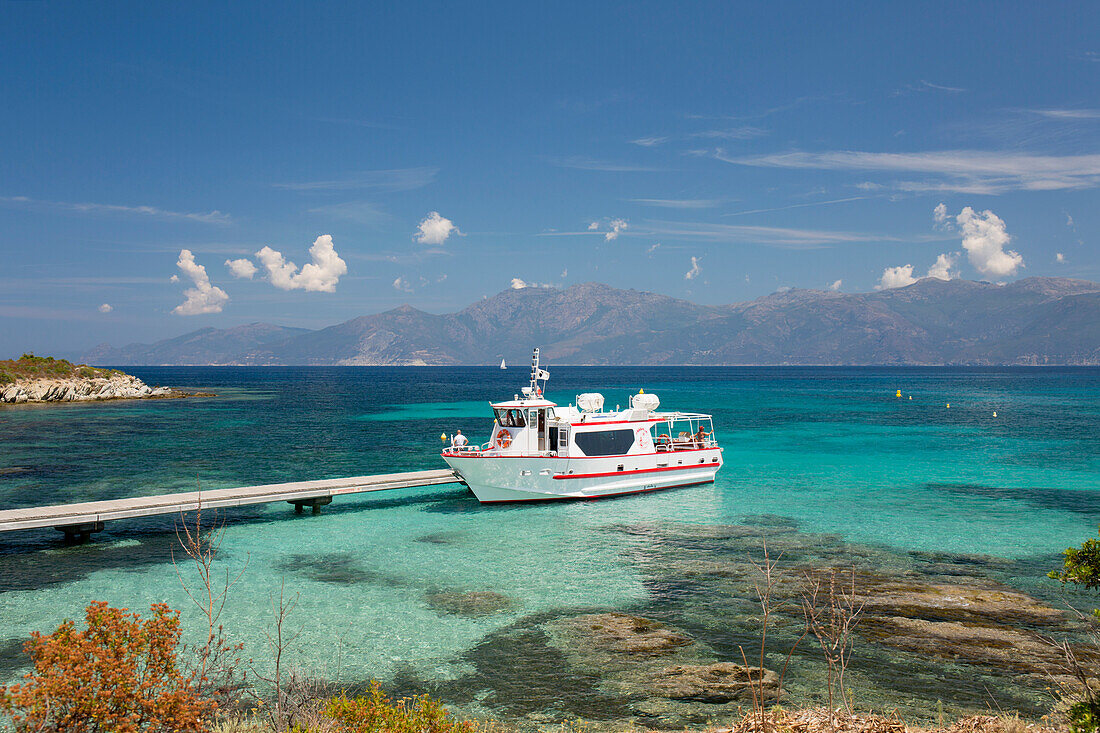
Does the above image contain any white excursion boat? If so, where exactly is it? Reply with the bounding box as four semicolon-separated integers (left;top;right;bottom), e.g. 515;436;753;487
442;348;723;503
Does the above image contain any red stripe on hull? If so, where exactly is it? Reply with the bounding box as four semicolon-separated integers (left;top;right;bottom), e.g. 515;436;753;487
477;479;714;504
552;460;719;480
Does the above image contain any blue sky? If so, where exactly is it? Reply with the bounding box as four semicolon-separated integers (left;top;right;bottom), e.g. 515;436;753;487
1;1;1098;354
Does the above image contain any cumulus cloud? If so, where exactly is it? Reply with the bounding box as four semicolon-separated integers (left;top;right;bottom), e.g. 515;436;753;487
1056;252;1066;263
225;258;257;279
605;218;628;241
414;212;461;245
172;249;229;315
877;264;918;290
933;202;949;227
955;206;1023;277
255;235;347;292
509;277;553;290
98;303;113;313
926;252;959;280
829;279;842;291
587;221;599;230
169;274;180;283
393;276;414;293
684;256;701;280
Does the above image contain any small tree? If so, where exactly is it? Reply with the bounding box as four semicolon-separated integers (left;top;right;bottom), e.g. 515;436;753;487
1049;528;1100;732
0;601;213;733
1050;528;1100;620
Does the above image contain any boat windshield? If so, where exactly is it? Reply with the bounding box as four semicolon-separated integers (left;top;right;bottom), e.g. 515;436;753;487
494;408;527;428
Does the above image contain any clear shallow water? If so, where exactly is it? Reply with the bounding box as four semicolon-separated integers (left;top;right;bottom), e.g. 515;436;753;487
1;367;1099;726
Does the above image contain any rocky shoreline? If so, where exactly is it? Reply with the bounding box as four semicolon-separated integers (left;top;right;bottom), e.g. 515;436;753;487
0;373;197;404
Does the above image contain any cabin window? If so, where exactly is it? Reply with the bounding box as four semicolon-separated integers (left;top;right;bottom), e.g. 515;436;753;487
548;426;559;450
574;429;635;457
494;408;526;427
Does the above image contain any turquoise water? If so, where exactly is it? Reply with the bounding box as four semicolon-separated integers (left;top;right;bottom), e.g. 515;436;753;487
1;367;1099;726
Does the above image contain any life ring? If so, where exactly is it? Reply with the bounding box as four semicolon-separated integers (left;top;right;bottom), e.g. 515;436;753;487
495;432;512;450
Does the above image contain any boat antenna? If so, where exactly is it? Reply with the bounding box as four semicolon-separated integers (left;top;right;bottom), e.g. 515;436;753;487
529;347;549;396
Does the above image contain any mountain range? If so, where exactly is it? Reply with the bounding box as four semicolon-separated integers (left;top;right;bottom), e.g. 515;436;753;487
81;277;1100;366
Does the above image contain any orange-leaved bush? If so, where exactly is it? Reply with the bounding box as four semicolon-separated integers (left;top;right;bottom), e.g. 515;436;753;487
324;681;478;733
0;601;214;733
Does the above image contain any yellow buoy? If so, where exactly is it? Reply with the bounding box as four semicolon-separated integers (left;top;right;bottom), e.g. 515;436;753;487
908;395;912;400
946;403;950;409
896;389;902;398
440;433;448;442
993;411;997;417
639;388;645;394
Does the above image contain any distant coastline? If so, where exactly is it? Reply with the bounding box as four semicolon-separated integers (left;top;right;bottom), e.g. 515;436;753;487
0;354;209;404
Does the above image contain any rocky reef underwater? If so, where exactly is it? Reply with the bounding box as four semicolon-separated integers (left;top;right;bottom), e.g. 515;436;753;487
372;517;1091;731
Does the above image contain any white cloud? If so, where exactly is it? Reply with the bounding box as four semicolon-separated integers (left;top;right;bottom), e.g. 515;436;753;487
955;206;1023;277
255;235;347;292
605;218;628;241
172;249;229;315
1066;213;1075;228
510;277;554;290
829;279;842;291
393;276;414;293
0;195;231;224
684;256;701;280
587;221;599;230
630;136;668;147
414;212;461;245
225;258;257;279
722;150;1100;193
876;264;917;290
97;303;113;313
1056;252;1066;263
549;156;662;172
647;242;661;254
933;202;949;227
169;274;180;283
560;268;567;278
926;252;959;280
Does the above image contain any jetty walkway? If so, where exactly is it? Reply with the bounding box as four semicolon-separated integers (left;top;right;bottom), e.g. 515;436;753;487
0;468;460;542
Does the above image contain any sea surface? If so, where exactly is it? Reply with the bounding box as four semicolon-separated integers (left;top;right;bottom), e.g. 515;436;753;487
2;367;1099;727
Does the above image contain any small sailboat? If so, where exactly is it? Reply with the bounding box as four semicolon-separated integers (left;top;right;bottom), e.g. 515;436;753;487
500;358;507;370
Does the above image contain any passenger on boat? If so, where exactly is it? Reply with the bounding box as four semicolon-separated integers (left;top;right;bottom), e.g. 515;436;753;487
693;426;711;447
452;430;468;448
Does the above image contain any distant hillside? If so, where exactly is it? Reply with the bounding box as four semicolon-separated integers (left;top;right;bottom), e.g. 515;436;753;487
81;277;1100;366
83;323;311;366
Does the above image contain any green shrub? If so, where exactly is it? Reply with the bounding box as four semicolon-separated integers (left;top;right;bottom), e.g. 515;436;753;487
324;682;477;733
0;370;14;386
78;366;101;379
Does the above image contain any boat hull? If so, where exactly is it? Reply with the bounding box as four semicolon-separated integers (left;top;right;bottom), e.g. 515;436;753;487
442;449;723;503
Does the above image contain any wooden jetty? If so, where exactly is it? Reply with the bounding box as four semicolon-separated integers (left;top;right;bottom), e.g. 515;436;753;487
0;468;460;542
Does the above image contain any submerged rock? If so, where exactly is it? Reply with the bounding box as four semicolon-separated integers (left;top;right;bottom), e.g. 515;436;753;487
647;662;778;702
857;577;1067;627
865;616;1069;674
425;590;513;617
568;612;694;655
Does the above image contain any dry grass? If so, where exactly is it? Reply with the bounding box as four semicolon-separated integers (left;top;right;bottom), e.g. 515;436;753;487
706;709;1064;733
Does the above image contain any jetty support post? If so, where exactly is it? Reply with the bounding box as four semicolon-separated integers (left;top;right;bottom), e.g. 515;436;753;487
54;521;105;544
288;496;332;515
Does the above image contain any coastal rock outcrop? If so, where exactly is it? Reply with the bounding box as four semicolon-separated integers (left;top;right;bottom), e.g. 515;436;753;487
0;374;177;404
